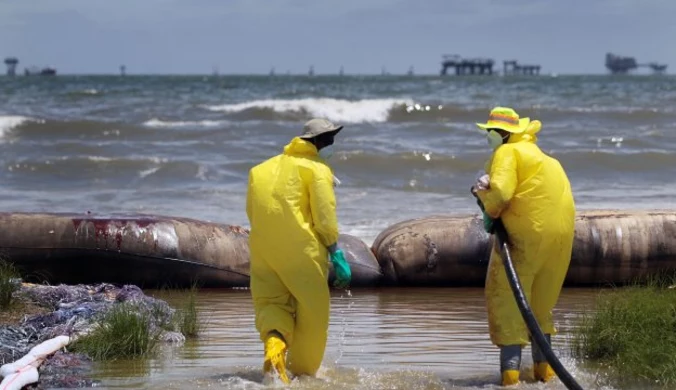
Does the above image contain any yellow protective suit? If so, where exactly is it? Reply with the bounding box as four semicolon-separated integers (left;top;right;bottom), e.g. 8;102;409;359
476;122;576;346
246;136;339;376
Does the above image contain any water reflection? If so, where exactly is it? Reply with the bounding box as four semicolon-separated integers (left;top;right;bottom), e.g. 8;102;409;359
92;288;629;389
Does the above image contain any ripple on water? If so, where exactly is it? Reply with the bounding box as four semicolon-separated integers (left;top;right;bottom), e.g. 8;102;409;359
94;288;626;389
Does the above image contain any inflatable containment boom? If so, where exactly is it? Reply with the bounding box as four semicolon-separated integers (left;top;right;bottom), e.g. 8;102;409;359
372;210;676;286
2;210;676;288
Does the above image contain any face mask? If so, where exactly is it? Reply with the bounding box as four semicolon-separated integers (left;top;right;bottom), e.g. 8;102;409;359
319;145;335;160
487;130;506;150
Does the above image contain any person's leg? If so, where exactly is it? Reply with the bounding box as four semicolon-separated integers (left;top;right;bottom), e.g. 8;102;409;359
250;246;295;383
500;344;522;386
531;334;555;382
263;330;291;384
485;243;535;386
282;255;330;376
530;234;573;382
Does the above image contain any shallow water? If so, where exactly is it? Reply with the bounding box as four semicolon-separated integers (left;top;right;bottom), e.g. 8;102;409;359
87;287;644;389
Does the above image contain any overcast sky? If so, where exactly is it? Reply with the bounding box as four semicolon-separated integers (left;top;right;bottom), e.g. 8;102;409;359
1;0;673;75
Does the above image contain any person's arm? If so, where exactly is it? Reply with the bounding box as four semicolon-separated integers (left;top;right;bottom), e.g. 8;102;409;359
477;146;517;219
308;164;351;288
308;165;339;248
246;170;254;225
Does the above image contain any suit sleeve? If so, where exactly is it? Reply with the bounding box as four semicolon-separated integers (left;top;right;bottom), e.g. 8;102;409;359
246;170;254;225
477;146;517;219
308;164;339;247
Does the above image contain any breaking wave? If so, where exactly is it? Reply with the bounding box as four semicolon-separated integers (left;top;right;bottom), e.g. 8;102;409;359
204;98;413;123
0;115;42;137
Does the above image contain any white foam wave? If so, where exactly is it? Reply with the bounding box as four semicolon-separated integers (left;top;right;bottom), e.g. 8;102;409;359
85;156;113;162
205;98;413;123
72;89;99;95
143;118;227;129
147;156;169;164
139;167;160;178
0;115;39;136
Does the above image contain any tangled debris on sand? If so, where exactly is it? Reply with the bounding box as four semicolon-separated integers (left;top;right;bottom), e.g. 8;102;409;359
1;282;186;388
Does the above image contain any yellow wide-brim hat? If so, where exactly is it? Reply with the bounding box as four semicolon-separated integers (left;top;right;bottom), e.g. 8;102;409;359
476;106;530;133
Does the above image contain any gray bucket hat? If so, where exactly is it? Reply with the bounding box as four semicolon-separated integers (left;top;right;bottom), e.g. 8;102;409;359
299;118;343;139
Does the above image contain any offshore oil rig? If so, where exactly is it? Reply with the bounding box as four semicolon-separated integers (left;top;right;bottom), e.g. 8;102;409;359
440;55;494;75
502;60;541;75
3;57;18;76
4;56;57;76
605;52;667;74
440;55;541;76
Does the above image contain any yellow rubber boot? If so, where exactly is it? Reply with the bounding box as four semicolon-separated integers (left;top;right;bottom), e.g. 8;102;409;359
499;344;521;386
263;334;290;384
534;362;555;383
501;369;520;386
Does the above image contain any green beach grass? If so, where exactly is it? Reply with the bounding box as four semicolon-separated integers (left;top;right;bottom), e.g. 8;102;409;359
0;259;19;310
72;303;161;360
571;275;676;386
73;284;204;361
177;284;202;338
0;259;49;324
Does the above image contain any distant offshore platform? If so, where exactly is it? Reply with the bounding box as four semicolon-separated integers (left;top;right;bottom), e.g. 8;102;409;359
439;55;541;76
4;57;56;76
605;52;667;74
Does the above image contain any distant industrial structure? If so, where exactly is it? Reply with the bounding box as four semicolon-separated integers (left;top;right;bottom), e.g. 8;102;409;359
605;52;667;74
440;55;542;76
503;60;541;76
3;56;56;76
4;57;18;76
440;55;495;75
440;53;668;76
649;63;668;74
24;66;56;76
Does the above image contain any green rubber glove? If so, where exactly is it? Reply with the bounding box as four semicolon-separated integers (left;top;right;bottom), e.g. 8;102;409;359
475;196;495;234
482;210;495;234
330;249;352;289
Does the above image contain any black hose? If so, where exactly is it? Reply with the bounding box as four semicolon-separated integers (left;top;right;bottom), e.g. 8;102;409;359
493;219;583;390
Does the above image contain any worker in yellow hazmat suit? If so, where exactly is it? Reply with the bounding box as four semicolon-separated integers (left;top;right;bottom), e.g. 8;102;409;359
472;107;576;386
246;118;352;384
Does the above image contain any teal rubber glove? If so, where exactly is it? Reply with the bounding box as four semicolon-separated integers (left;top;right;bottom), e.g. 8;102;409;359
482;210;494;234
474;193;495;234
330;249;352;289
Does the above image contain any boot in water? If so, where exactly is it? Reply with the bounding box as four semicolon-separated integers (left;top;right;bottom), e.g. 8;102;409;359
500;344;522;386
532;334;555;383
263;332;290;384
